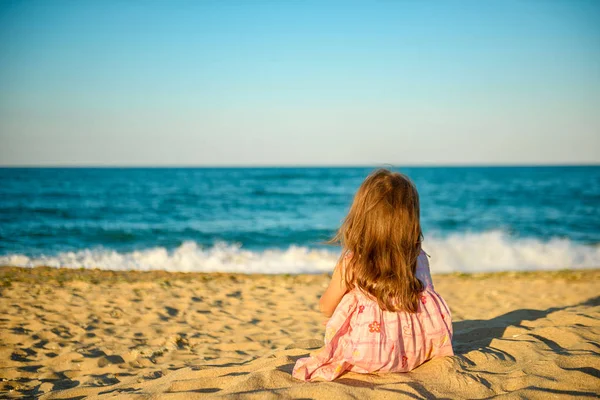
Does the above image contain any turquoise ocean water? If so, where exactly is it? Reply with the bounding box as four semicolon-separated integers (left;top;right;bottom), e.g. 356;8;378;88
0;166;598;273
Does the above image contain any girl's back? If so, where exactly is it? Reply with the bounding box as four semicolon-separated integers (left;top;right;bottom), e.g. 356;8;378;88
293;249;453;381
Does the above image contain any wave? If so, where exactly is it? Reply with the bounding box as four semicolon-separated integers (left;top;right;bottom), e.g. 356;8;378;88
1;231;599;273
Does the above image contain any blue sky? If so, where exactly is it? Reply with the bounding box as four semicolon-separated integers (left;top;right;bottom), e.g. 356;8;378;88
1;0;599;166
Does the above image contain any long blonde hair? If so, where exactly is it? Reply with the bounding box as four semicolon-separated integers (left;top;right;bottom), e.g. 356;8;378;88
332;169;424;312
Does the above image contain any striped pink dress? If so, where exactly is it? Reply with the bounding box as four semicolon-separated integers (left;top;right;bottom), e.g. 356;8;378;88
293;250;453;381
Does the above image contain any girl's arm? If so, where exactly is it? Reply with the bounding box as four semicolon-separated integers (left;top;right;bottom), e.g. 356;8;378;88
319;256;348;317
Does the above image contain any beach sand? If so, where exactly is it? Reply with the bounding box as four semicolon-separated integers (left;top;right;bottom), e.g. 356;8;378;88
1;267;599;399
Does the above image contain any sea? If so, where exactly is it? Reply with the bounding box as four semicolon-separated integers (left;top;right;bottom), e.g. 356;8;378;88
1;166;599;274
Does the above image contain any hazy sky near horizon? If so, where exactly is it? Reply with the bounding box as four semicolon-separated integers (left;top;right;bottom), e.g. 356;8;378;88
1;0;599;166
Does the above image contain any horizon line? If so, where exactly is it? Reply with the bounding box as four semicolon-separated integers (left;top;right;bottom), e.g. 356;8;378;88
1;162;599;169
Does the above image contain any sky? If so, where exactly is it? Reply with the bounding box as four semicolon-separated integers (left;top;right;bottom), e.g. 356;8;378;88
0;0;599;166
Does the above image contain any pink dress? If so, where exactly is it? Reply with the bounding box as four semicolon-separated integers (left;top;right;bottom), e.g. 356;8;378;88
292;250;454;381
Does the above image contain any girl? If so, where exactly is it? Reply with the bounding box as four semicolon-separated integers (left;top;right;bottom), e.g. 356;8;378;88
293;169;453;381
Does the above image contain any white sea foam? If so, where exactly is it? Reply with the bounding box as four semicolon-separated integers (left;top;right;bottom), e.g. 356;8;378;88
1;231;599;274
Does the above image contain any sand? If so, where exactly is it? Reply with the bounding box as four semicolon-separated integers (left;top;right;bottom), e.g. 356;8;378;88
0;267;599;399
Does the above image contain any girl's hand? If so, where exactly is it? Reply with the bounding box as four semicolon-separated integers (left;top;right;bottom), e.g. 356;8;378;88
318;256;349;318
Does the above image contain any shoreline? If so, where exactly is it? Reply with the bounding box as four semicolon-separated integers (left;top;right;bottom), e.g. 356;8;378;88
2;265;598;284
1;266;599;398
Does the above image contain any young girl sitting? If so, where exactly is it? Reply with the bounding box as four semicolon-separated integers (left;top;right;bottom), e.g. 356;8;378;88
293;169;454;381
